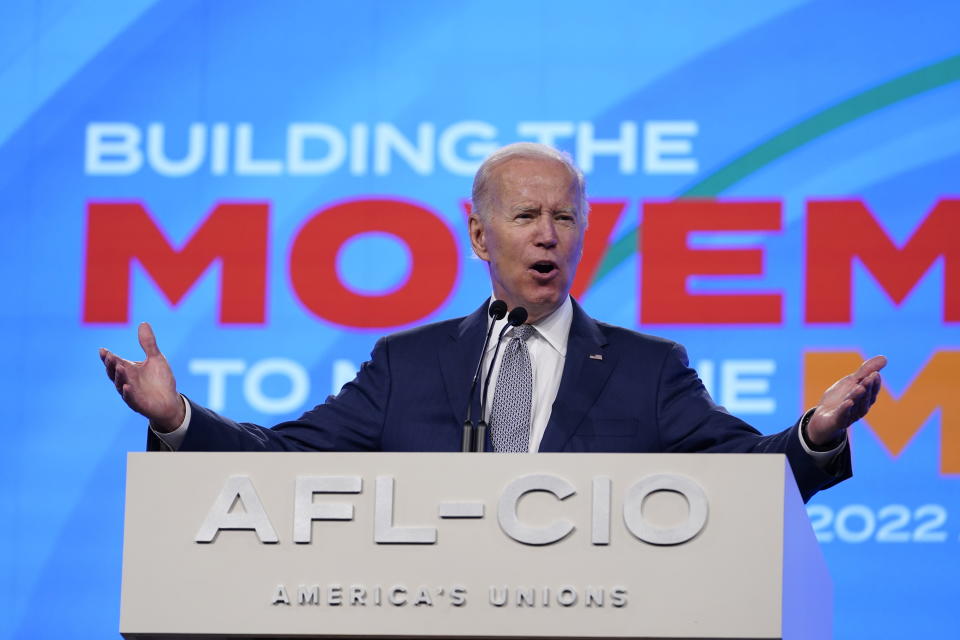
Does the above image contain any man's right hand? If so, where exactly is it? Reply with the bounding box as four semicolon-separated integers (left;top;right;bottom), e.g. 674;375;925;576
100;322;185;433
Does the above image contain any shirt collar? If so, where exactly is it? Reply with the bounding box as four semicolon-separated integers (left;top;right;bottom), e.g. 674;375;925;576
486;296;572;357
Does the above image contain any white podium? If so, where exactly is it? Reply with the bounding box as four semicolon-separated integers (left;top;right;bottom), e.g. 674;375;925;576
120;452;831;639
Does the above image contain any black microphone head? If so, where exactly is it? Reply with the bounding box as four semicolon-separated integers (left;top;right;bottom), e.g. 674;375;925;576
507;306;528;326
489;300;508;320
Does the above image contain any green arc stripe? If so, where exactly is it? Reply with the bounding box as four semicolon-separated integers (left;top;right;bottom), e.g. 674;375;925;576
590;52;960;287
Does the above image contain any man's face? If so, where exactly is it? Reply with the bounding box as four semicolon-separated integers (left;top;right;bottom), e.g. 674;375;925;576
469;156;585;323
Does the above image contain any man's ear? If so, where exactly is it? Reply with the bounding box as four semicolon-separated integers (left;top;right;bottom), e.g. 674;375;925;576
468;215;489;262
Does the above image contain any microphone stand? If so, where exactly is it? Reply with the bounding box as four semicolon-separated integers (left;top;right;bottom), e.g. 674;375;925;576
461;300;507;451
475;306;528;452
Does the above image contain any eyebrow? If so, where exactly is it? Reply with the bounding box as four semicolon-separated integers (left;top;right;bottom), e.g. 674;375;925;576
511;203;575;214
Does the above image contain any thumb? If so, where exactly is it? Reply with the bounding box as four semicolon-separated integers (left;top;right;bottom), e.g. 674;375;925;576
138;322;161;358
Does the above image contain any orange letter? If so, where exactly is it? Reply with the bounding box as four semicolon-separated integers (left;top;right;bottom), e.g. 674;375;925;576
804;351;960;473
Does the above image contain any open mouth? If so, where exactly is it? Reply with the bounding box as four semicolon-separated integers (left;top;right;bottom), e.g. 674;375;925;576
530;261;557;275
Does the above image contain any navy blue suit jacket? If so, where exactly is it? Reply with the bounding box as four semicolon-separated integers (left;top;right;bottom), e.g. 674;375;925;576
157;299;850;501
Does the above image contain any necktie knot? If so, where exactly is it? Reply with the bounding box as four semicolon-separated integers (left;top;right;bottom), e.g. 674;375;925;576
511;324;535;342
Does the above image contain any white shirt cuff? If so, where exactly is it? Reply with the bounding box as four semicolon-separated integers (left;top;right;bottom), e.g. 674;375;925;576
150;395;191;450
798;407;846;465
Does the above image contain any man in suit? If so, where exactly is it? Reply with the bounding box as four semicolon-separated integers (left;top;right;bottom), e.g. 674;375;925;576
100;143;885;502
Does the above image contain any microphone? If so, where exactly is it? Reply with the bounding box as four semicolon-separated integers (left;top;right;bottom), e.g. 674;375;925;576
475;306;528;452
461;300;508;452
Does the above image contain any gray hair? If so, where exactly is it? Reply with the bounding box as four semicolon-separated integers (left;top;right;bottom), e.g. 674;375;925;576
471;142;589;223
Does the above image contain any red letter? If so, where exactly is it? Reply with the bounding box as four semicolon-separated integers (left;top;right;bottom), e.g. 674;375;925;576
641;199;782;324
289;198;458;328
570;200;627;299
83;201;268;324
806;198;960;323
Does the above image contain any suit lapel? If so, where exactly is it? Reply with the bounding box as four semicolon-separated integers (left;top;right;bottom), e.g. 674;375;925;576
538;300;614;452
437;301;489;428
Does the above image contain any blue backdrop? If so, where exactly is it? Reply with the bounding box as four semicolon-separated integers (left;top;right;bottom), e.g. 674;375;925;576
1;1;958;637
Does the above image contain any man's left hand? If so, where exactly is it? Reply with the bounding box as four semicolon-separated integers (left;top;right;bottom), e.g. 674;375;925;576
807;355;887;447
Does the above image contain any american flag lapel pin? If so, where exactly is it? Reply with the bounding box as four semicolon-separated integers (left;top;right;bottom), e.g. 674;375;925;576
589;353;603;360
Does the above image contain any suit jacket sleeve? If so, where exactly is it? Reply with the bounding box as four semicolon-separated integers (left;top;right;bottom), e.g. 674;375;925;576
656;342;851;503
147;337;394;452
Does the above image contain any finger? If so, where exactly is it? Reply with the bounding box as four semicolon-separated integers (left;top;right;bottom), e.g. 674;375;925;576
847;380;867;401
854;355;888;381
103;351;119;381
868;372;882;406
103;351;135;380
854;374;879;418
839;398;855;425
854;380;872;414
113;362;128;391
138;322;161;358
853;389;869;420
99;347;108;363
856;375;881;419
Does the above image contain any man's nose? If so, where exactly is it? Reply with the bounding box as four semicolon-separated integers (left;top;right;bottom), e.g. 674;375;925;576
533;217;559;248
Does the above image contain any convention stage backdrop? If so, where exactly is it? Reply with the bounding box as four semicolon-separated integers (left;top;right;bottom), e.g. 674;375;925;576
1;1;958;637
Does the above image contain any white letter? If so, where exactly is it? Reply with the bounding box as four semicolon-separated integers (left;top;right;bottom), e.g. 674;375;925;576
210;123;230;175
287;123;346;175
272;584;290;605
298;585;320;605
188;358;245;411
293;476;362;543
721;359;776;414
611;587;627;607
413;586;433;606
195;475;279;543
243;358;310;414
497;474;575;545
349;585;366;605
439;121;498;175
389;585;407;606
623;474;708;545
235;123;282;175
349;123;369;175
327;585;343;606
557;587;578;607
374;123;435;175
85;122;142;175
592;476;611;545
516;586;535;607
374;476;437;543
644;120;698;174
517;121;575;147
146;123;205;177
576;121;637;174
586;586;603;607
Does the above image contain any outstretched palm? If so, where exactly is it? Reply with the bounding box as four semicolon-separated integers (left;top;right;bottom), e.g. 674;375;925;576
100;322;184;431
807;355;886;446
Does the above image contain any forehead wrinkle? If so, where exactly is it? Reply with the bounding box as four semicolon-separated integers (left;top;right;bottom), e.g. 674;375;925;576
487;157;581;217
